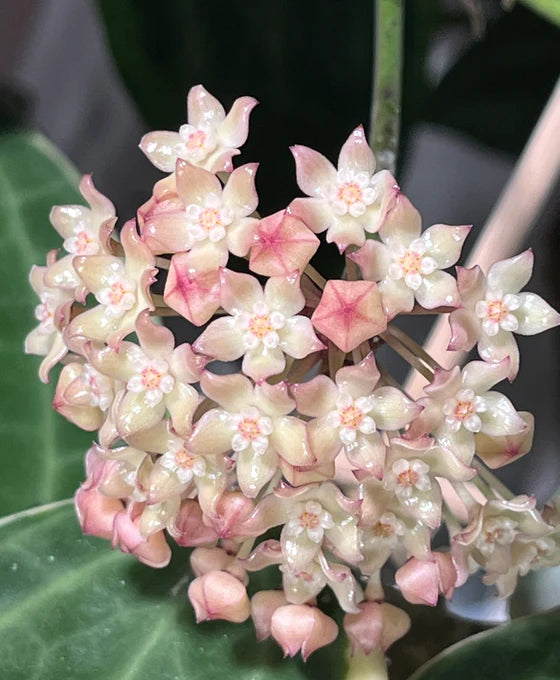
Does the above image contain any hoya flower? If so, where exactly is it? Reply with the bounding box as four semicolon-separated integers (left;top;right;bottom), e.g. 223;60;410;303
311;280;387;352
395;552;459;605
163;256;221;326
384;437;475;528
406;358;528;464
248;210;320;277
54;362;114;431
193;269;324;381
66;220;156;348
140;84;257;173
292;352;420;479
44;175;116;299
270;604;338;660
289;125;399;251
188;372;314;497
448;250;560;380
141;161;259;271
241;482;362;572
85;310;205;438
188;570;251;623
343;602;410;656
25;251;75;383
350;194;469;319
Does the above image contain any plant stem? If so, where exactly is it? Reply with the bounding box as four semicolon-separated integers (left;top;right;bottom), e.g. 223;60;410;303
370;0;404;174
518;0;560;27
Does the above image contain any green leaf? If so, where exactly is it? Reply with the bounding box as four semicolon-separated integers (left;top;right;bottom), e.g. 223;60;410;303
0;503;348;679
0;132;92;515
407;608;560;680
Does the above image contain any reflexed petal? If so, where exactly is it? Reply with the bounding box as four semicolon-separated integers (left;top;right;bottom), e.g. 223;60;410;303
192;316;246;361
222;163;259;216
219;268;263;315
476;412;534;469
350;239;392;282
456;265;487;306
480;391;527;436
280;316;325;358
325;217;366;251
237;446;278;498
379;193;421;251
415;271;460;309
169;343;207;384
287;197;333;234
270;416;315;466
435;424;475;465
422;224;471;268
44;254;81;289
336;353;380;398
199;371;254;412
242;346;286;381
139;131;183;172
319;554;363;613
217;95;258;146
291;375;338;417
135;310;174;358
477;329;519;380
487;249;533;294
345;433;385;479
188;409;233;455
306;418;343;466
395;558;439;606
337;125;375;176
255;380;295;417
291;145;337;198
370;386;421;430
515;292;560;335
378;276;415;319
187;84;226;126
461;358;510;393
175;159;221;206
448;308;480;351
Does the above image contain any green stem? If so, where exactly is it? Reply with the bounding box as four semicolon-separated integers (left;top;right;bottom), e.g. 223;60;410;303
370;0;404;174
518;0;560;27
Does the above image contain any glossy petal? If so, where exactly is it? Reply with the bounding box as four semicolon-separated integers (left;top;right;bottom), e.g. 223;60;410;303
379;193;421;251
219;268;263;315
280;316;325;358
242;345;286;381
199;370;254;412
270;605;338;660
139;130;184;172
237;446;278;498
226;216;259;257
415;270;460;309
422;224;471;268
487;249;533;294
476;412;534;469
448;308;480;351
218;95;258;146
291;375;339;417
477;329;519;380
264;272;305;317
378;276;415;318
515;292;560;335
287;197;333;234
337;125;376;176
291;145;336;198
187;84;226;125
312;280;387;352
270;416;315;466
370;386;421;430
192;316;245;361
350;239;392;282
335;352;381;398
461;358;510;393
187;409;233;455
175;159;221;206
222;163;259;216
166;382;200;437
480;391;527;436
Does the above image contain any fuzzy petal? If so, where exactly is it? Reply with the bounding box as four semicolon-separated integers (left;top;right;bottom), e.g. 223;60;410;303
291;145;337;198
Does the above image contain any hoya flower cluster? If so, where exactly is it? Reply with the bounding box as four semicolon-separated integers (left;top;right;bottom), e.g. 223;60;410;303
26;85;560;662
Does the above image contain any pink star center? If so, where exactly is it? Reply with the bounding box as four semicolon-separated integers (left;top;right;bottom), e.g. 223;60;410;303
248;314;274;339
337;182;363;206
397;250;423;275
486;300;509;323
109;282;128;305
454;399;476;421
199;208;222;231
298;510;320;530
339;404;364;429
238;418;262;440
141;367;165;391
397;469;419;488
186;130;207;151
75;231;95;254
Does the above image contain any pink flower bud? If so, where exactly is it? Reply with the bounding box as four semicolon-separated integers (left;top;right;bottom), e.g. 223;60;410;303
74;487;123;541
168;499;218;547
270;604;338;660
112;510;171;568
190;546;247;584
188;570;250;623
212;491;256;538
250;590;288;641
343;601;410;655
395;553;458;606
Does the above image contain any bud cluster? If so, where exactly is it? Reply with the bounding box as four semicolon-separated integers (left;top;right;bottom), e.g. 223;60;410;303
25;85;560;660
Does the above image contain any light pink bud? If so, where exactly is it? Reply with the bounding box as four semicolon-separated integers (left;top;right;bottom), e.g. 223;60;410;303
168;499;218;547
395;553;459;606
112;510;171;568
190;546;247;584
188;570;250;623
74;487;123;541
270;604;338;660
343;602;410;655
251;591;288;641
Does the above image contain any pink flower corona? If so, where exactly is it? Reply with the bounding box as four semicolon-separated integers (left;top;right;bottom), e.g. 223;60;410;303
25;84;560;662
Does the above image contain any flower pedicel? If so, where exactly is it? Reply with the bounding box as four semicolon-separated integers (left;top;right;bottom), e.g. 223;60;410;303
25;85;560;663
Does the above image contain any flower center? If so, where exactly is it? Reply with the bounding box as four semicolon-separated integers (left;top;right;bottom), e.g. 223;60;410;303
396;468;419;488
339;404;364;429
75;230;96;254
200;207;222;232
174;447;196;469
475;292;520;336
337;182;363;207
109;281;128;305
141;366;166;391
299;509;320;530
373;521;395;538
248;314;274;339
186;129;207;151
443;388;487;433
238;417;262;441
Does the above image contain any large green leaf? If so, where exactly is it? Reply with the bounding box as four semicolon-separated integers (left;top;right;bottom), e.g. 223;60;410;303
0;503;348;679
0;132;92;514
407;608;560;680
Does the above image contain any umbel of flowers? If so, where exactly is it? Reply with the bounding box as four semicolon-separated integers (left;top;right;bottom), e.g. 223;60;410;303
26;85;560;664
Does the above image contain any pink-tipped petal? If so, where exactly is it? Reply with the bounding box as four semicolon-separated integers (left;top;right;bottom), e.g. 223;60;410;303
291;145;337;199
379;193;422;250
291;375;339;417
448;308;480;351
218;95;258;147
350;239;392;282
187;84;226;126
395;557;439;606
337;125;375;176
222;163;259;216
487;249;533;294
288;197;333;234
219;268;263;315
270;605;338;660
140;131;183;172
188;570;250;623
175;159;222;206
251;591;288;641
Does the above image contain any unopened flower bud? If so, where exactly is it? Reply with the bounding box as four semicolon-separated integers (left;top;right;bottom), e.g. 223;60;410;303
270;604;338;660
74;487;123;541
190;546;247;584
250;590;288;641
188;570;250;623
395;553;458;606
343;601;410;655
112;510;171;568
168;499;218;547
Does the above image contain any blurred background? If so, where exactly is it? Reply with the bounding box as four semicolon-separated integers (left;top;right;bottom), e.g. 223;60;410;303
1;0;559;672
